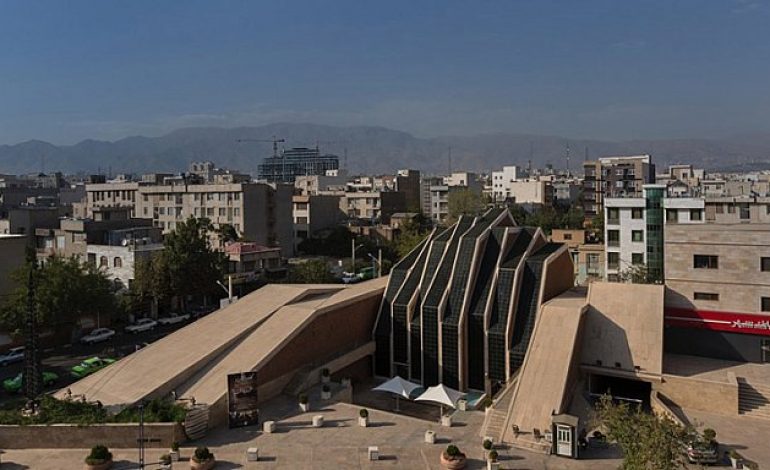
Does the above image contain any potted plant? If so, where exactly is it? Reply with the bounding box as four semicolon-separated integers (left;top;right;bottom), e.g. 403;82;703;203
169;441;180;462
85;444;113;470
487;450;500;470
359;408;369;427
440;444;467;470
729;449;742;469
482;438;493;451
299;393;310;412
321;367;331;383
191;446;215;470
159;454;172;469
321;384;331;399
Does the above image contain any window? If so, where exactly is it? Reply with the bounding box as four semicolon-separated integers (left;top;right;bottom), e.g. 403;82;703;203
762;257;770;272
607;208;620;223
608;252;620;270
728;204;736;214
563;233;572;240
694;292;719;301
607;230;620;247
587;254;599;271
632;253;644;265
296;216;308;224
716;204;724;214
666;209;678;223
763;297;770;312
113;257;122;268
694;255;718;269
690;209;702;221
739;203;750;220
99;256;108;268
631;208;643;219
632;230;643;242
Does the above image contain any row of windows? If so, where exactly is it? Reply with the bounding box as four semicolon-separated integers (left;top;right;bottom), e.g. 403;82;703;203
693;255;770;271
694;292;770;312
607;252;644;268
141;192;242;203
91;190;135;202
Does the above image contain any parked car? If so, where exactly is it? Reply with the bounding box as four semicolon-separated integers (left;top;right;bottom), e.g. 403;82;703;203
190;306;216;319
80;328;116;345
3;371;58;393
71;356;116;378
157;312;190;326
125;318;158;334
686;441;719;465
0;347;25;366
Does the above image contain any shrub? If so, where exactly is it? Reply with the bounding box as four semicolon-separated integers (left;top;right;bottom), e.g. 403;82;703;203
488;450;499;461
482;439;493;450
445;445;460;457
703;428;716;443
171;441;180;452
298;393;308;404
85;444;112;465
193;446;214;462
159;453;171;464
359;408;369;418
321;367;330;377
479;397;493;409
322;384;330;393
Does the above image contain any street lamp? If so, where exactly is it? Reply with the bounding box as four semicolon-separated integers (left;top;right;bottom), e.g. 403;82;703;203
367;249;383;278
351;240;365;274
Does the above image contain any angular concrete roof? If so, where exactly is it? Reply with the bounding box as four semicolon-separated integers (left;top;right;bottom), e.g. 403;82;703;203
57;279;386;408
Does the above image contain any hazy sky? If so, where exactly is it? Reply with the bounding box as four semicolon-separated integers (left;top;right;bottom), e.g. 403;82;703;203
2;0;770;145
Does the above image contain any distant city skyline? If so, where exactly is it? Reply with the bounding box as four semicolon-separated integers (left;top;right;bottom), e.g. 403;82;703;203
2;0;770;145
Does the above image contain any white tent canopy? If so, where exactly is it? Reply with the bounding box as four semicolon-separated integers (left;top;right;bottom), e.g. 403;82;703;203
414;384;465;412
371;376;420;399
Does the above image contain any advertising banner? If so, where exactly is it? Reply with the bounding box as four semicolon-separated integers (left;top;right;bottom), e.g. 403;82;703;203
665;307;770;337
227;371;259;428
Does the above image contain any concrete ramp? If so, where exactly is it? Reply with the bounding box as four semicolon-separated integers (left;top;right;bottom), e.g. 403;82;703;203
56;283;346;407
501;289;587;447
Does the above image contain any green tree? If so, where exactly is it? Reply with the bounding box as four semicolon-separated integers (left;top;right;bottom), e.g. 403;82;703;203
0;255;116;332
393;219;430;259
156;217;226;310
287;260;336;284
593;394;694;470
215;224;239;245
590;214;604;242
131;255;173;311
447;189;484;223
618;264;662;285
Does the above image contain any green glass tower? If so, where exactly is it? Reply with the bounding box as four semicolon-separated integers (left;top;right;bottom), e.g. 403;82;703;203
644;185;665;283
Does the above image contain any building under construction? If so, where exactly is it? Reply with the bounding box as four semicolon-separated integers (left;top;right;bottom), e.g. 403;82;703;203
257;147;340;183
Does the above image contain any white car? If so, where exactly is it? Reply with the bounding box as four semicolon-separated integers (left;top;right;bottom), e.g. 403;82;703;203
0;347;25;366
80;328;116;344
157;313;190;326
125;318;158;334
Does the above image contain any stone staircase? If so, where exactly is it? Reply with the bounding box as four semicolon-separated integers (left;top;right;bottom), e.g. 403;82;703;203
481;378;517;441
738;379;770;419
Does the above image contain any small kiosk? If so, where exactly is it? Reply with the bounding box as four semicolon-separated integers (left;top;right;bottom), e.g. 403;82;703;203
551;413;579;458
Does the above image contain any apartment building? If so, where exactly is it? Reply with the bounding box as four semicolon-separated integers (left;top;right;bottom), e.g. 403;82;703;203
664;223;770;362
83;181;140;218
134;182;294;256
490;165;522;202
395;169;421;212
294;172;347;196
583;155;656;219
85;227;164;289
0;234;26;297
342;191;405;224
292;194;344;248
704;196;770;223
420;176;444;216
604;185;665;282
258;147;339;183
550;229;604;285
503;179;553;205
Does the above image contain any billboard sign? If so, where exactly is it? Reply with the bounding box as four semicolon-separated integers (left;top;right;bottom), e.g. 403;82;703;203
665;307;770;337
227;371;259;428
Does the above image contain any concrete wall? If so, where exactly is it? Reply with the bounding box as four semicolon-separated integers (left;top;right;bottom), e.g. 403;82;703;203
654;373;739;417
581;282;664;376
0;422;184;449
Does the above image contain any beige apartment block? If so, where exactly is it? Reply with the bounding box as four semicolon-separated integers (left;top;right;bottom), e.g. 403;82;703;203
134;182;294;256
704;196;770;224
665;223;770;314
85;182;139;218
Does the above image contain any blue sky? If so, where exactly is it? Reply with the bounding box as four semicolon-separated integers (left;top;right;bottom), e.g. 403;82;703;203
1;0;769;144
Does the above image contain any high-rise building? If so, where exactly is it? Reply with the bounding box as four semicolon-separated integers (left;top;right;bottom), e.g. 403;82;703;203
258;147;339;183
583;155;656;220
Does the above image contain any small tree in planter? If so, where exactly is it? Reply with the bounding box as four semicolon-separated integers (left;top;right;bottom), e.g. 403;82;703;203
359;408;369;427
85;444;113;470
482;438;493;451
729;449;742;469
169;441;180;461
159;454;172;469
321;367;331;383
191;446;215;470
298;393;310;412
487;450;499;470
440;444;467;470
321;384;331;399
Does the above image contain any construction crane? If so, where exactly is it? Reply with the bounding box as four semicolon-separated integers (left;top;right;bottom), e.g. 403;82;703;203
236;136;285;158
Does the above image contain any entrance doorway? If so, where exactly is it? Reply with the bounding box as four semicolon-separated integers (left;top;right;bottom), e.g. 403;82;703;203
762;339;770;363
556;425;572;456
589;374;652;408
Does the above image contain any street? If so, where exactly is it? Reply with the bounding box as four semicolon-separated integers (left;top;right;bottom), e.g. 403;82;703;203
0;320;197;405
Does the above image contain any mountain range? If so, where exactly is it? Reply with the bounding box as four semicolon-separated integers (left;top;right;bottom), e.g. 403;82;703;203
2;123;770;176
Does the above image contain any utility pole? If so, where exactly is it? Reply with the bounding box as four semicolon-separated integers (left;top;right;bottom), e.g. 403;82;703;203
351;239;356;273
23;249;42;401
138;401;145;468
